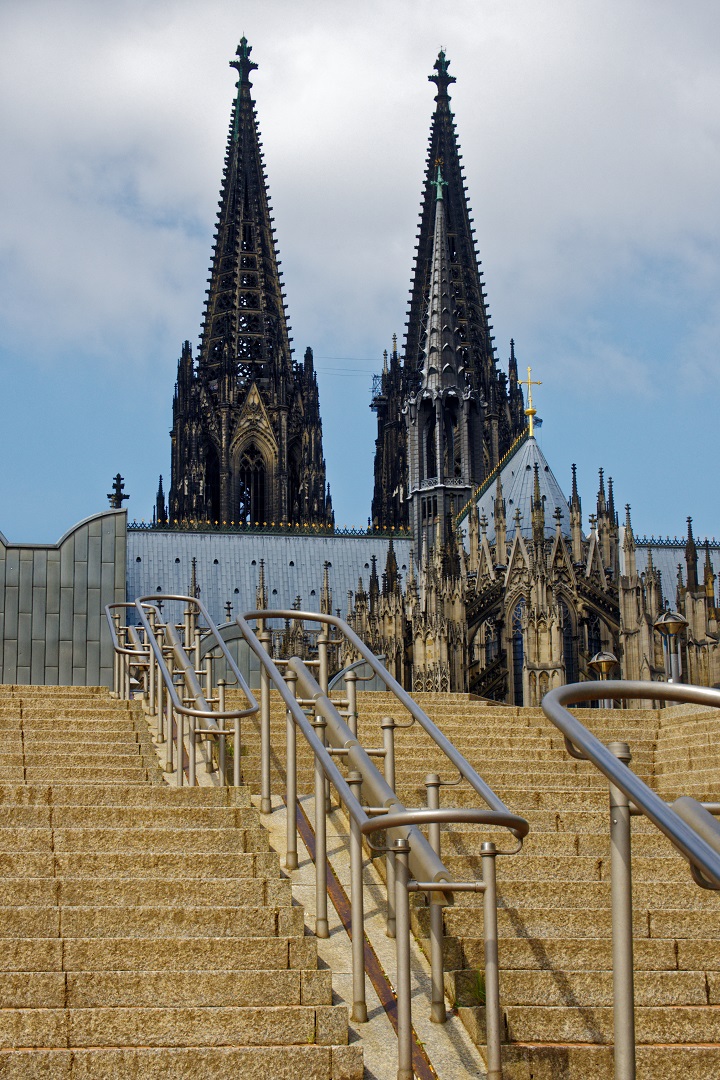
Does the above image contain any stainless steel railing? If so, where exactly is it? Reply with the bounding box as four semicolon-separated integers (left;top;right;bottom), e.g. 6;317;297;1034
105;596;258;786
542;679;720;1080
107;600;528;1080
240;609;528;1080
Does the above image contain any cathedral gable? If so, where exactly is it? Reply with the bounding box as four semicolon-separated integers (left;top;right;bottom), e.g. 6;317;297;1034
233;383;278;453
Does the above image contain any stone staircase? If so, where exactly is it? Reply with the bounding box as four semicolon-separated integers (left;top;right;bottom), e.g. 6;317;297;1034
232;686;720;1078
0;685;361;1079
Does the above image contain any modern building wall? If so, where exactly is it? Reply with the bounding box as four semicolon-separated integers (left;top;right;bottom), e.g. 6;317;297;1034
0;510;126;687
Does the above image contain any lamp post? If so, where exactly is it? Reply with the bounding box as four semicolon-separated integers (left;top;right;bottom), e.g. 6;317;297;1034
654;610;688;683
588;650;618;710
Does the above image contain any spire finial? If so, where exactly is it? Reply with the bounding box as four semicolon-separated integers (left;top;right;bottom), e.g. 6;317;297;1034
107;474;129;510
519;366;542;437
230;35;258;89
429;48;456;98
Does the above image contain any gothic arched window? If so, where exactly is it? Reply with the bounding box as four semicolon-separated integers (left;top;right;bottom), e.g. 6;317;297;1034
560;599;578;685
587;612;602;659
238;445;266;523
512;599;525;706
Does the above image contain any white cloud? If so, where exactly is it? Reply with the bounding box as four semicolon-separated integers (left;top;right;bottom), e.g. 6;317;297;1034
1;0;719;538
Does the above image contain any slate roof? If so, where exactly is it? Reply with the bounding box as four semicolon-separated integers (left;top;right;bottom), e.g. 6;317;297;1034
461;436;571;545
126;532;413;627
621;536;720;599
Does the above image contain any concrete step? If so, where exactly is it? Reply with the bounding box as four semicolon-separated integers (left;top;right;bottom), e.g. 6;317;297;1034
499;1043;720;1080
503;1003;720;1043
22;767;153;783
2;935;318;972
441;852;693;883
41;825;271;853
0;968;333;1008
448;878;717;910
462;935;678;971
0;903;304;939
0;877;291;908
433;904;720;940
22;752;148;768
0;1045;362;1079
0;1003;349;1049
0;805;259;829
496;968;707;1008
51;851;280;879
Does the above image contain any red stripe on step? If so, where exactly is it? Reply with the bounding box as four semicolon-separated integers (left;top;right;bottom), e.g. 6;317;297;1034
295;799;438;1080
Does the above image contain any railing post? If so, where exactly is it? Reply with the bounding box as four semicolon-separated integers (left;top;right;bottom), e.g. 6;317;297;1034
147;611;156;718
188;715;196;787
347;771;368;1023
344;669;358;737
393;836;413;1080
608;740;636;1080
312;714;329;938
259;628;272;814
217;679;226;784
157;645;166;745
482;841;503;1080
383;716;397;938
193;615;201;680
318;627;329;695
284;669;299;871
112;613;121;697
204;653;213;701
425;772;446;1024
175;702;184;787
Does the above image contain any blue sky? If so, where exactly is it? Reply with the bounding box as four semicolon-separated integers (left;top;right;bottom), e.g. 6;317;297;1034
1;0;719;543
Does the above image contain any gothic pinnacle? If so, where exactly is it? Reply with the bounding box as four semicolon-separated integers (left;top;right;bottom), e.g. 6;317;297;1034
429;48;457;99
230;35;258;89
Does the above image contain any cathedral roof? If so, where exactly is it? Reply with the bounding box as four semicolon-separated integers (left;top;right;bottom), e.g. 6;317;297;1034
461;434;572;542
127;532;412;627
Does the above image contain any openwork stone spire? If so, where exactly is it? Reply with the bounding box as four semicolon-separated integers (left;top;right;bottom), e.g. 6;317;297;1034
199;35;291;386
371;49;524;530
169;40;332;527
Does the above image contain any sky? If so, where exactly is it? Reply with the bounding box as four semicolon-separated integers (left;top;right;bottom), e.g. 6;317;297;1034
1;0;719;544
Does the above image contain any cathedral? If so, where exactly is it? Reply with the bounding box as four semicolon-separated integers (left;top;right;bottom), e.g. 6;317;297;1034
146;37;720;705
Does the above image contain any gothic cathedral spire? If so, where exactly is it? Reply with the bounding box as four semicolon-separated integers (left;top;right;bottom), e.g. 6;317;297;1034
169;38;332;527
371;49;524;531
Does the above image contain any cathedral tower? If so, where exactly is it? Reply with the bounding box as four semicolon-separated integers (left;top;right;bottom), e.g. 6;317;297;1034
371;50;525;532
170;38;332;526
405;165;485;558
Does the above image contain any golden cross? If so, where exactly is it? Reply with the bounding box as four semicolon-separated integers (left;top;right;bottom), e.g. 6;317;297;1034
519;365;542;437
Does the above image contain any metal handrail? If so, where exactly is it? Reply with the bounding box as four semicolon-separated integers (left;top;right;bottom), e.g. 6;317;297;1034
542;679;720;887
239;609;528;1080
135;595;258;723
105;596;258;787
247;609;519;827
328;654;387;692
107;600;527;1079
542;678;720;1080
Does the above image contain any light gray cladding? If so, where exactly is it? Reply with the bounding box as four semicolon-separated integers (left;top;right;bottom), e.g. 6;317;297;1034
0;511;126;687
126;531;413;626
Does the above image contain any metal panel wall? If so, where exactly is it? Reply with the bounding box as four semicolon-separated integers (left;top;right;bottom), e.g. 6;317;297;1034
0;511;126;688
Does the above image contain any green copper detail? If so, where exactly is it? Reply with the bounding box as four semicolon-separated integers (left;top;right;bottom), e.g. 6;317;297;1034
431;164;447;201
429;48;457;94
